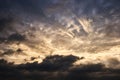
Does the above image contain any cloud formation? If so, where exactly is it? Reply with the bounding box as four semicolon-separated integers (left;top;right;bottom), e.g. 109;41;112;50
0;0;120;80
0;55;120;80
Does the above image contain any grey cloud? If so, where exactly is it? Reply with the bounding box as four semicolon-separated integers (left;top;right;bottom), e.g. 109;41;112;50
7;33;25;42
0;55;120;80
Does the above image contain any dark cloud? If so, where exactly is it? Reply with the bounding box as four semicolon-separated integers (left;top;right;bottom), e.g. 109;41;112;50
0;37;6;43
0;48;24;57
0;55;120;80
0;0;46;16
17;55;79;71
0;33;26;43
0;49;15;56
0;0;119;18
39;55;79;71
0;17;14;32
7;33;25;42
0;17;20;39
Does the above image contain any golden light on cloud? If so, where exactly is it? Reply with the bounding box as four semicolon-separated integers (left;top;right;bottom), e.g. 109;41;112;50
0;1;120;80
0;17;120;69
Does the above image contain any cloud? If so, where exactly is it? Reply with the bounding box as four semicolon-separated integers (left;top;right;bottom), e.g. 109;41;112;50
0;17;14;33
0;1;120;79
7;33;25;42
17;55;79;71
107;58;120;69
0;55;120;80
0;37;6;43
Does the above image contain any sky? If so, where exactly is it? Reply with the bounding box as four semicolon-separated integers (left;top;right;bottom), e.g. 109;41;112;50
0;0;120;80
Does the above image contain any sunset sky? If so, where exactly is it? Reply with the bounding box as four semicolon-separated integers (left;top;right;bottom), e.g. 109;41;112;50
0;0;120;80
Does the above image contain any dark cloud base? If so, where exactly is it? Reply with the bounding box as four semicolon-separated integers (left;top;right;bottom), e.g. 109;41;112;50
0;55;120;80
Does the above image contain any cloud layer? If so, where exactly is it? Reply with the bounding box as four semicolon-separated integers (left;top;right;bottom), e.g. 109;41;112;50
0;55;120;80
